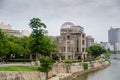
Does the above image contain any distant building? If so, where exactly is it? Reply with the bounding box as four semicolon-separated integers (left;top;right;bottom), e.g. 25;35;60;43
115;43;120;51
86;35;94;47
44;30;49;36
108;27;120;51
0;22;11;30
2;29;21;37
21;30;31;37
57;22;87;60
108;27;120;45
0;22;20;37
100;42;114;51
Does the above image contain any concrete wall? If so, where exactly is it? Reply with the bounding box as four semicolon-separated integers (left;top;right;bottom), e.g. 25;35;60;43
0;72;46;80
58;61;110;80
0;61;110;80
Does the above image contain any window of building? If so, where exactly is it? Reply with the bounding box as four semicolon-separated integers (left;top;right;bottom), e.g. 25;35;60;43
67;35;70;39
77;48;79;52
82;40;85;45
82;34;85;38
82;48;85;52
64;47;65;52
69;30;72;33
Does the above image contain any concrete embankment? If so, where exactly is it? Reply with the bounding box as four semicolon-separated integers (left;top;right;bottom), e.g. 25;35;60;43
0;61;110;80
49;61;110;80
0;71;46;80
70;64;109;80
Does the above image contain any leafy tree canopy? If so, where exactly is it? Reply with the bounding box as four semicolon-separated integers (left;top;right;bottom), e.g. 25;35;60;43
39;56;54;72
29;18;46;54
29;18;58;57
0;29;9;57
86;45;106;57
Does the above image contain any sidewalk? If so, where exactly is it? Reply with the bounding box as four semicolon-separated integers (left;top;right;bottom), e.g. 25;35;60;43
0;62;31;67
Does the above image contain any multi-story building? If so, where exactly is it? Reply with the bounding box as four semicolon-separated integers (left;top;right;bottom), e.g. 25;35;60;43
108;27;120;51
108;27;120;45
100;42;114;51
0;22;11;30
86;35;94;47
115;43;120;52
0;22;21;37
21;30;31;37
57;22;87;60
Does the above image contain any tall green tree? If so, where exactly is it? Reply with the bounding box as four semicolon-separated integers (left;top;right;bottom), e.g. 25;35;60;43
86;45;106;58
7;35;22;54
20;36;31;63
6;35;23;62
29;18;46;60
0;29;9;58
40;36;58;56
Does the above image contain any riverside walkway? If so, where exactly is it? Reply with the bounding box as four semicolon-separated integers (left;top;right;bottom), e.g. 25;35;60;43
0;62;31;67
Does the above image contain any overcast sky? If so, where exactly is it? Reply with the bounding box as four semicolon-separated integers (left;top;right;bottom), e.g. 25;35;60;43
0;0;120;42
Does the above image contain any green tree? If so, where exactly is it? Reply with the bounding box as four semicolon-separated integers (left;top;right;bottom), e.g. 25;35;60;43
20;36;31;63
39;56;54;80
40;36;58;56
29;18;46;60
86;45;106;58
6;35;23;62
0;29;9;59
7;35;22;54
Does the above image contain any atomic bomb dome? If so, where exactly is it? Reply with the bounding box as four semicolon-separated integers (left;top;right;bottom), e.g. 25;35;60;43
61;22;75;29
58;22;87;60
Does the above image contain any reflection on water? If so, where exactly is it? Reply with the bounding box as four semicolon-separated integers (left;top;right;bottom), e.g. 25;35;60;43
79;54;120;80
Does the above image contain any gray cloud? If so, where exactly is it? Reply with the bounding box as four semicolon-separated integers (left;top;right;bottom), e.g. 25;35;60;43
0;0;120;42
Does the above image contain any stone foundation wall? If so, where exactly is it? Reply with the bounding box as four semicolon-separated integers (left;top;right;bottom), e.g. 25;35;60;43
0;61;110;80
58;61;110;80
0;72;46;80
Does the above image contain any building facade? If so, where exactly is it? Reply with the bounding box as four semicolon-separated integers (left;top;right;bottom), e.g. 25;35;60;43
0;22;21;37
57;22;87;60
108;27;120;45
100;42;114;51
86;35;94;48
0;22;32;37
115;43;120;52
108;27;120;51
21;30;31;37
0;22;11;30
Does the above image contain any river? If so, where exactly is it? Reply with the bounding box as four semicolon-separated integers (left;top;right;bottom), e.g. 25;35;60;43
79;54;120;80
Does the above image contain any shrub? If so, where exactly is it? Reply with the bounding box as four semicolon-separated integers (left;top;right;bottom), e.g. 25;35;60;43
39;56;54;72
103;53;110;59
84;58;91;62
64;60;82;63
94;57;100;60
83;63;88;70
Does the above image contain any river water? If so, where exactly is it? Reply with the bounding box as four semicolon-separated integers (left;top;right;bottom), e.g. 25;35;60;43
79;54;120;80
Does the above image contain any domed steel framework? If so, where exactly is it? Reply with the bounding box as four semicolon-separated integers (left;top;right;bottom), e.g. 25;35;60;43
61;22;75;29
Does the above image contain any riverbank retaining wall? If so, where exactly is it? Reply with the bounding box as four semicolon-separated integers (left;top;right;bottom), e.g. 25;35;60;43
58;61;110;80
0;72;46;80
0;61;110;80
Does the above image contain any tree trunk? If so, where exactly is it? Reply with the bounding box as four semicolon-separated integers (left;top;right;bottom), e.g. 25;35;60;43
30;53;32;61
36;52;38;61
23;53;26;64
46;72;48;80
35;52;39;66
5;55;9;64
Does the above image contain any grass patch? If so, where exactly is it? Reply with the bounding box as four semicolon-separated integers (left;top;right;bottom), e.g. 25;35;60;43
0;66;39;71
